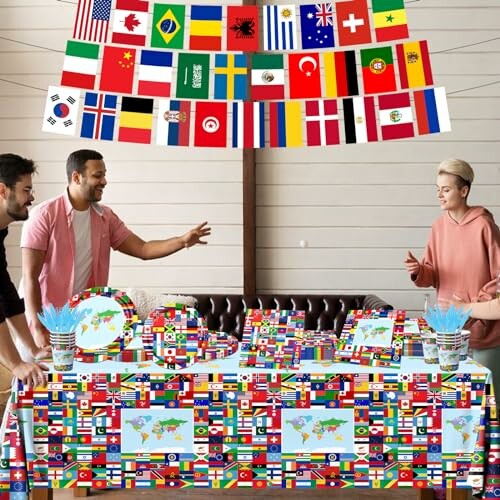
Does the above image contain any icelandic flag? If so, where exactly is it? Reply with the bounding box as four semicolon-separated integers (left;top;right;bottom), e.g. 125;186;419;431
80;92;117;141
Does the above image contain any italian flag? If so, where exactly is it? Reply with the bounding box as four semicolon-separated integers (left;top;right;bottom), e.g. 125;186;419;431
60;40;99;90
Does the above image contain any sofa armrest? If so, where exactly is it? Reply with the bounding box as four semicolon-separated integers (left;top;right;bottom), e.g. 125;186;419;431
361;294;394;311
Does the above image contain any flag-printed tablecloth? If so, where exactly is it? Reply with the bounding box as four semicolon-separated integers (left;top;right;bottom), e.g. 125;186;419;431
0;354;499;497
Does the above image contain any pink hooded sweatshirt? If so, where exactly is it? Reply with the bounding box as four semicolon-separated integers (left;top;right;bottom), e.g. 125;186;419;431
413;206;500;349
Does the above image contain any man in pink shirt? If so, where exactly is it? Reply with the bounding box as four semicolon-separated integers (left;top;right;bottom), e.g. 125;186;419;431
21;149;211;348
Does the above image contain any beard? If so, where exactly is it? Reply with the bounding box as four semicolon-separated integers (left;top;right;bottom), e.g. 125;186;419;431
6;193;29;221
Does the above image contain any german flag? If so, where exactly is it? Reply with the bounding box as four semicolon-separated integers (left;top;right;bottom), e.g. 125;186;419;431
118;96;153;144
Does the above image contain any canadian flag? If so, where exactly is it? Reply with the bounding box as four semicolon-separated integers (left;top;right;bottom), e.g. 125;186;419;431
111;0;149;46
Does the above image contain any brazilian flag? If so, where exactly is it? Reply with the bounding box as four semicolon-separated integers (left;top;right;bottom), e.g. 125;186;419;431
151;4;185;49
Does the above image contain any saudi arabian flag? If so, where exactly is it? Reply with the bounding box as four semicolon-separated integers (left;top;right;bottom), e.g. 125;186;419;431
151;3;186;49
371;0;409;42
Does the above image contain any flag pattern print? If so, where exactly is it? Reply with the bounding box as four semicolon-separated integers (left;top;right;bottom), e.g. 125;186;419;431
118;96;154;143
378;92;414;140
42;86;80;136
343;96;378;144
60;40;99;90
47;0;450;147
323;50;359;97
111;0;149;46
288;53;321;99
299;3;335;50
80;92;117;140
189;5;223;51
73;0;111;43
413;87;451;135
305;99;340;146
226;5;259;52
263;5;297;51
360;46;397;94
251;54;285;101
194;101;227;147
396;40;434;89
137;50;173;97
156;99;191;146
214;54;247;101
99;46;136;94
232;101;265;148
269;101;303;147
151;3;185;50
371;0;409;42
176;53;210;100
336;0;372;46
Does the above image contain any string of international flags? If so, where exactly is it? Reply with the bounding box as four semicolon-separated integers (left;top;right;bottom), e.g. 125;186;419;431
42;0;452;148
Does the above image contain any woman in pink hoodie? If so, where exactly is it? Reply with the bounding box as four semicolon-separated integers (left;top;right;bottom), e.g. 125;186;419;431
405;159;500;388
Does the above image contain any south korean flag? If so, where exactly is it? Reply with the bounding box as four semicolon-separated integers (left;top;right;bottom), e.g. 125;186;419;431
42;85;80;135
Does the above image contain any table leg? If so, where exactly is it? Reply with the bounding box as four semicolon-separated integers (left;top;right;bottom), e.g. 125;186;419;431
417;489;435;500
73;488;89;497
30;489;53;500
446;489;469;500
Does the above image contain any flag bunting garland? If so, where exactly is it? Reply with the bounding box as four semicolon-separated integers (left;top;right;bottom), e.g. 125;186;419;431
44;0;452;148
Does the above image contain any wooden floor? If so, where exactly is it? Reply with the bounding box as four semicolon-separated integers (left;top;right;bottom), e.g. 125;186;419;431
52;490;420;499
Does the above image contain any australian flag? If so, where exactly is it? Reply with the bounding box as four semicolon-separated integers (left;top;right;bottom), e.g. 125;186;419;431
299;3;335;50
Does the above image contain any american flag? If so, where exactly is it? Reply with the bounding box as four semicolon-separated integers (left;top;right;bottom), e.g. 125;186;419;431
73;0;111;43
315;3;334;27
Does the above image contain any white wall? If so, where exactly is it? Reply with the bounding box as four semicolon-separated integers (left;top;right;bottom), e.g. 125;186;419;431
255;0;500;315
1;1;499;316
0;0;244;294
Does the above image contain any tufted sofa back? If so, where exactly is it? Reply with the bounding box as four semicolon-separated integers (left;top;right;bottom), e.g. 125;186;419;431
193;294;393;340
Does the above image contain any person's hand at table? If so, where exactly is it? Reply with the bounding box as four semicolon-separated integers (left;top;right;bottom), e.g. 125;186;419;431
404;251;420;276
30;344;52;361
12;360;48;388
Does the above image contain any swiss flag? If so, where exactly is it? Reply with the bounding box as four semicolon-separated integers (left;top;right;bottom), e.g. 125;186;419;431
336;0;372;46
194;102;227;147
288;53;321;99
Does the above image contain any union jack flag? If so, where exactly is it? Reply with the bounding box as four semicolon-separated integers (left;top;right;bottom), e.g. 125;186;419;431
315;3;334;26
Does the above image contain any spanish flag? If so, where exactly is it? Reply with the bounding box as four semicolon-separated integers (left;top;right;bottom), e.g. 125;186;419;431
372;0;409;42
396;40;434;89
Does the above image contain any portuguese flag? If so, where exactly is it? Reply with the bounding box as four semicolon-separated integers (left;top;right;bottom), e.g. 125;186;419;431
360;46;397;94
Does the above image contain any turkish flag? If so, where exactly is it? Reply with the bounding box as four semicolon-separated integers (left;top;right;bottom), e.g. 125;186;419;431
336;0;372;46
288;53;321;99
194;102;227;147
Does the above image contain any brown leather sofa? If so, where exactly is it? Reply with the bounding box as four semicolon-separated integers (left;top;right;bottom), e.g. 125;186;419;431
193;294;393;340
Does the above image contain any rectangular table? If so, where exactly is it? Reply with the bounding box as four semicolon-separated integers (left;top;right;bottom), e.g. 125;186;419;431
0;349;499;499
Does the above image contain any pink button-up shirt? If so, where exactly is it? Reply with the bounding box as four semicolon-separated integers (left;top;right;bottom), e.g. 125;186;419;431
21;190;132;309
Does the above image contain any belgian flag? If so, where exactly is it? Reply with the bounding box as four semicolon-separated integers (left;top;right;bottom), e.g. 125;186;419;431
118;96;154;144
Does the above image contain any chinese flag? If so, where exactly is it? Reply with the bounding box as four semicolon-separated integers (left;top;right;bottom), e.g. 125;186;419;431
336;0;371;46
288;53;321;99
226;5;259;52
99;45;136;94
194;102;227;147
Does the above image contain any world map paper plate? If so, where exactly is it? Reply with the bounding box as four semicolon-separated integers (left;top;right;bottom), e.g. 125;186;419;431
333;309;406;368
70;287;138;362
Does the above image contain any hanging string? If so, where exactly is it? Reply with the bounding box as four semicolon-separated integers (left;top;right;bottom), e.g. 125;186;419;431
0;36;63;53
0;77;46;93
